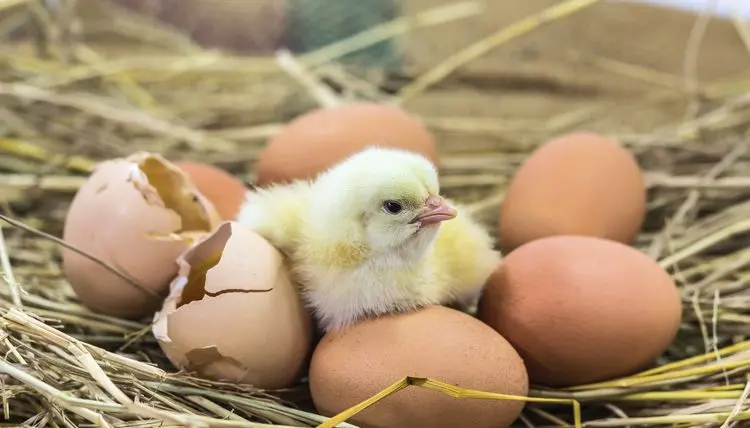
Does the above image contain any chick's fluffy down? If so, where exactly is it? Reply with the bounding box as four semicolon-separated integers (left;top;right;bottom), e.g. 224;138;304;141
429;203;500;306
236;147;499;331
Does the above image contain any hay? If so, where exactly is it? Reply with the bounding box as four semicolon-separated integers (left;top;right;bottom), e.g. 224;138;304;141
0;0;749;426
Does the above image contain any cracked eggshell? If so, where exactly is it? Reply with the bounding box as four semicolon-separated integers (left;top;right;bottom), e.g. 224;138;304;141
61;152;222;319
173;161;248;221
152;221;314;390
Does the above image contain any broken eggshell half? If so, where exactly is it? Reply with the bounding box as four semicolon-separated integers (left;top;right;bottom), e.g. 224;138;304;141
61;151;223;319
152;221;314;390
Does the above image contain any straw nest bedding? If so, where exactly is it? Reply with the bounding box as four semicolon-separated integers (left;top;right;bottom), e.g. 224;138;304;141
0;0;749;426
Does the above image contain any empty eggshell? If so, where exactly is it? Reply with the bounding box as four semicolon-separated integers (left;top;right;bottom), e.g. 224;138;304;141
498;132;646;253
309;306;529;428
477;235;682;388
152;221;314;390
61;152;222;319
254;102;439;187
174;161;248;220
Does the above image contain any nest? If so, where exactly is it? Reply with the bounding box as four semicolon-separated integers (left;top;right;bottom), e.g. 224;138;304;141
0;0;749;426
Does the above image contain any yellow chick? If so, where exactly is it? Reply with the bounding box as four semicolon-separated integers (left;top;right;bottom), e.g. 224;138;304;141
236;147;500;332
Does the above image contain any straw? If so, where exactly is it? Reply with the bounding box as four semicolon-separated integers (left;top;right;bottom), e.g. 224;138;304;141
0;0;749;426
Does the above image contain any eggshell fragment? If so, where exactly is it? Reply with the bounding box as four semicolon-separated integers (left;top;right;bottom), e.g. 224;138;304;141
152;221;314;390
498;132;646;253
477;235;682;388
174;161;248;220
61;152;222;319
309;306;528;428
255;102;439;187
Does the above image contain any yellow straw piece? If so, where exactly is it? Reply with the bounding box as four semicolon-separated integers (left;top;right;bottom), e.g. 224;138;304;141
0;139;96;173
567;359;750;391
566;339;750;391
317;376;582;428
636;339;750;377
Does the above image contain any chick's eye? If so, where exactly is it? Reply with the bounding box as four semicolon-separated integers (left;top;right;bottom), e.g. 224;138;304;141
382;200;403;214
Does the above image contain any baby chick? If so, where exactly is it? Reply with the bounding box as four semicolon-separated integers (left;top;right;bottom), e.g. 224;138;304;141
236;147;500;332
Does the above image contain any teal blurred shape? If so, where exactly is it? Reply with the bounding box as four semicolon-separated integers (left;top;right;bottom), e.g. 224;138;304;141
284;0;403;70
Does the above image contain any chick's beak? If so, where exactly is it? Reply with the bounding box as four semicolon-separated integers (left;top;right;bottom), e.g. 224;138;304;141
414;195;457;226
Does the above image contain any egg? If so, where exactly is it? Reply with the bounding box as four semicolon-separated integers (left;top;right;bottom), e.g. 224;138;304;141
309;306;528;428
173;161;248;220
498;132;646;253
254;102;439;187
152;221;314;390
477;235;682;388
61;152;222;319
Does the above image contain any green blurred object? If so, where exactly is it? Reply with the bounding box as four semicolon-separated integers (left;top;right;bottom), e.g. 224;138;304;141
285;0;403;70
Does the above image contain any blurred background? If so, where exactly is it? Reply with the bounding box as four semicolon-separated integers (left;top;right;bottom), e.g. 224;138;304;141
1;0;750;230
637;0;750;18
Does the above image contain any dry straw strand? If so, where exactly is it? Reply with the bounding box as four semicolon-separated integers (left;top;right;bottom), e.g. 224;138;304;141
0;0;32;13
317;377;582;428
299;0;483;68
396;0;606;103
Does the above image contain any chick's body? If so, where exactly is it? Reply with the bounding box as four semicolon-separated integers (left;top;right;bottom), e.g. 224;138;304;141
238;180;311;255
237;147;499;332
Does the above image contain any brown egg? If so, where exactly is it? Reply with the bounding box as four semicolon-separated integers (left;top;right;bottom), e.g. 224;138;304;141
174;161;248;220
477;235;682;388
498;132;646;253
61;152;222;319
309;306;528;428
152;221;314;390
255;102;439;187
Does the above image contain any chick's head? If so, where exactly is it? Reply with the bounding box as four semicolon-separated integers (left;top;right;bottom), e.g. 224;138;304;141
309;146;456;258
